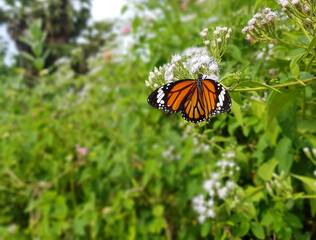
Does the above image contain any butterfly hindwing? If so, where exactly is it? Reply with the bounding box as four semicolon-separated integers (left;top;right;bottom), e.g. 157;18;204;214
202;79;231;120
180;87;206;123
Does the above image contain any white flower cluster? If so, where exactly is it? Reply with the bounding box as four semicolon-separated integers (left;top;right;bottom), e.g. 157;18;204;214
212;26;232;42
145;46;220;89
161;145;181;162
256;43;274;61
145;26;233;89
145;66;164;88
216;159;240;175
192;135;211;154
200;27;232;64
278;0;312;16
183;47;219;77
192;154;240;224
242;8;278;38
266;172;293;199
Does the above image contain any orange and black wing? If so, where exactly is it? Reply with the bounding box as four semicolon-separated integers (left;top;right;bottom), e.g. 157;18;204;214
147;80;196;113
180;85;207;123
201;79;231;121
147;78;231;123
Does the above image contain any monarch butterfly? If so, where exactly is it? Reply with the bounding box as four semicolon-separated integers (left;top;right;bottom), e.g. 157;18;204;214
147;74;231;123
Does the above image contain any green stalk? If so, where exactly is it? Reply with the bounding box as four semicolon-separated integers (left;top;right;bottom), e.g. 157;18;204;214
230;77;316;92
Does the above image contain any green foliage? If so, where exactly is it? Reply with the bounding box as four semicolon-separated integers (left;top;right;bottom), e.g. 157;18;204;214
0;0;316;239
19;19;49;72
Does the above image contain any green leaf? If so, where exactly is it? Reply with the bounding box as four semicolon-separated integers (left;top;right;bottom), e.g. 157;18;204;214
19;35;34;47
34;58;44;70
240;63;250;76
153;205;164;217
275;137;292;175
142;159;156;187
227;44;244;63
261;211;274;226
290;53;305;85
258;158;278;181
22;52;35;62
280;227;292;240
245;186;264;202
33;43;43;57
229;92;243;105
291;175;316;216
251;222;265;239
304;35;316;57
231;100;243;126
277;103;298;141
285;213;303;228
292;174;316;193
231;219;250;237
267;88;302;127
121;5;128;14
201;221;211;237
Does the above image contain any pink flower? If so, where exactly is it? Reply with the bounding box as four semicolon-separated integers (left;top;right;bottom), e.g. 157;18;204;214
122;25;131;34
269;68;275;74
76;145;88;156
246;34;252;42
102;51;113;61
181;2;188;11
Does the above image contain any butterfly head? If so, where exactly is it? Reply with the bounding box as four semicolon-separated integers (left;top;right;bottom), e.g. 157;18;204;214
197;73;203;90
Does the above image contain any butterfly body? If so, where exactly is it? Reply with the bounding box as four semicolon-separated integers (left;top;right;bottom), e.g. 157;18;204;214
147;74;231;123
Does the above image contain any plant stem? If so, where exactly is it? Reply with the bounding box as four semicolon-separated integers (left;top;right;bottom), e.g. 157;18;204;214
230;77;316;92
297;18;311;42
306;51;315;72
302;89;306;118
276;37;308;49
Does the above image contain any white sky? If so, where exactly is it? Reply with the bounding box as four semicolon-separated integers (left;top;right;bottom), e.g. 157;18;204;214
0;0;125;65
92;0;125;21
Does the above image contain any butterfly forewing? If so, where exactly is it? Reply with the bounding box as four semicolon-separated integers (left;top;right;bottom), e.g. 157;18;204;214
147;80;196;113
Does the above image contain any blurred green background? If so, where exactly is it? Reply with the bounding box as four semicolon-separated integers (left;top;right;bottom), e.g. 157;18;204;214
0;0;316;239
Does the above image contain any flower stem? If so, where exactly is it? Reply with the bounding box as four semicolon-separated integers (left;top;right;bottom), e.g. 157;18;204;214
230;77;316;92
276;37;308;49
296;17;312;42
